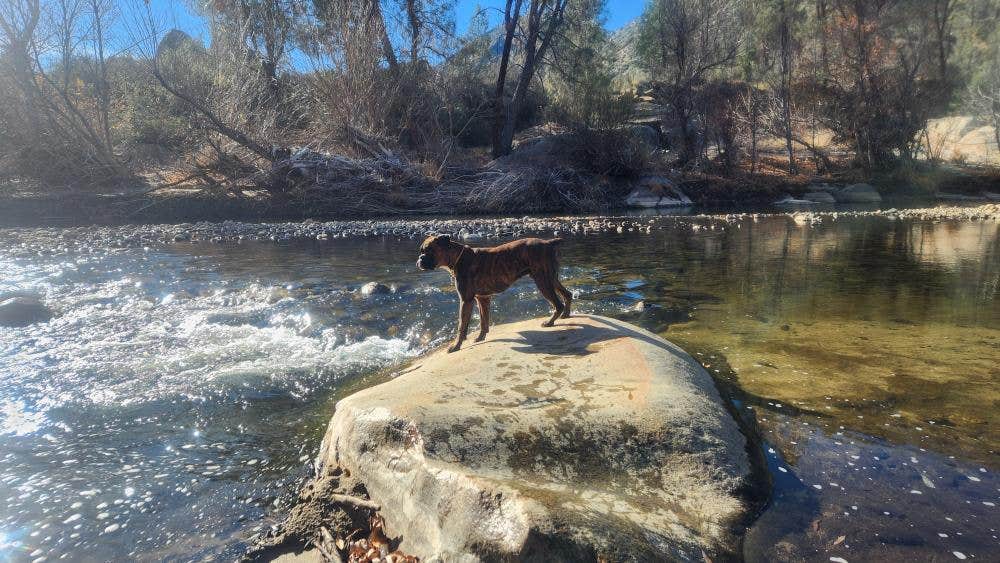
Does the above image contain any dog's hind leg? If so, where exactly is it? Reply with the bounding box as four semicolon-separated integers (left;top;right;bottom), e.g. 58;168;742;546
555;279;572;318
448;299;475;353
532;274;564;327
475;296;491;342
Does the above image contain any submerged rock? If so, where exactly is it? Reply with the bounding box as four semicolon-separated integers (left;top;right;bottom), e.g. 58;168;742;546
315;314;760;561
359;282;392;297
0;296;53;327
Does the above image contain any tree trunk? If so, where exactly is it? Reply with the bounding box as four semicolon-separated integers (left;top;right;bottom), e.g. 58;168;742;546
90;0;114;152
932;0;953;83
368;0;399;74
779;0;796;174
405;0;421;63
816;0;829;81
492;0;569;158
498;1;544;156
491;0;523;158
675;92;696;165
992;98;1000;153
750;93;759;175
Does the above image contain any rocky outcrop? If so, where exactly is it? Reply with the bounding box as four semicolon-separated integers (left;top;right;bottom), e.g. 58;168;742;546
625;176;692;208
0;296;53;327
315;315;760;562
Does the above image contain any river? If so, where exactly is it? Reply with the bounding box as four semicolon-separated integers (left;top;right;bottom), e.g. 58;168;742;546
0;209;997;561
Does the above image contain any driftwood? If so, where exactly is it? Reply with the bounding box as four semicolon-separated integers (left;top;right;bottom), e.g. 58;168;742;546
312;524;344;563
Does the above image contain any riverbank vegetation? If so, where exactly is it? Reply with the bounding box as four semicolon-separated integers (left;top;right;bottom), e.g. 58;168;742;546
1;0;999;222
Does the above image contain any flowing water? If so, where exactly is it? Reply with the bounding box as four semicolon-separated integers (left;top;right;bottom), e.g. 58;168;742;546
0;210;997;562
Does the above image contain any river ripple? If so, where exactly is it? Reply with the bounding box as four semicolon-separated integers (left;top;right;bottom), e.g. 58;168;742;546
0;211;997;561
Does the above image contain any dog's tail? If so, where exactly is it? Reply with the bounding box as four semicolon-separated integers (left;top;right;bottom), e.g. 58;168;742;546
548;237;564;245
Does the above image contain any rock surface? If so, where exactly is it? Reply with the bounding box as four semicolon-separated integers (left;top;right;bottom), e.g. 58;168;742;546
0;296;53;327
834;183;882;203
316;314;758;562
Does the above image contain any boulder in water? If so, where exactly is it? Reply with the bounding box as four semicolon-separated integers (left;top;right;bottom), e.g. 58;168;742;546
359;282;393;297
315;314;761;561
0;296;54;327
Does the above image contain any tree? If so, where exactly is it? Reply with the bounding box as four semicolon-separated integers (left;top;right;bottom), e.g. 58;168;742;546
0;0;129;184
746;0;806;173
491;0;571;158
312;0;399;73
811;0;948;168
0;0;41;129
968;46;1000;153
776;0;798;173
930;0;957;84
636;0;743;165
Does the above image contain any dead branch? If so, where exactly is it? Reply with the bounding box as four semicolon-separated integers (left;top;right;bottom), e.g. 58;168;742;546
150;65;274;163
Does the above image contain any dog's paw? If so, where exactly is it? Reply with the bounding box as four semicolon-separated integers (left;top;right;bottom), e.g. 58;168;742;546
541;321;554;328
447;343;462;353
474;334;487;342
560;312;572;319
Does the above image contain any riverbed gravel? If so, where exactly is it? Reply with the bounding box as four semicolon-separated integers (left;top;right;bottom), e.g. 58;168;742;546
0;204;996;258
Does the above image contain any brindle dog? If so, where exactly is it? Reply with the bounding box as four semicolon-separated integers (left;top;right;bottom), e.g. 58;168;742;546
417;235;572;352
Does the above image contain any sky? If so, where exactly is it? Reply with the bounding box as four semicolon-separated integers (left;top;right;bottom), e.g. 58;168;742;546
120;0;648;52
454;1;647;33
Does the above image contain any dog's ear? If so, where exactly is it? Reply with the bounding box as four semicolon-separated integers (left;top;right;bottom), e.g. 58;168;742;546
439;234;451;243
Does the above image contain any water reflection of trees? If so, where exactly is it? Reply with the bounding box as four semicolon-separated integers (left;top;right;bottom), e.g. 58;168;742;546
159;218;1000;330
716;217;1000;327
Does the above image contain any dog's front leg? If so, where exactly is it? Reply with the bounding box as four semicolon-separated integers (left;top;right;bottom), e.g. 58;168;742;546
448;299;474;353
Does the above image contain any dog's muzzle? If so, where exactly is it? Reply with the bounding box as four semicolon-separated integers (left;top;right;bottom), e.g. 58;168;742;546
417;254;435;270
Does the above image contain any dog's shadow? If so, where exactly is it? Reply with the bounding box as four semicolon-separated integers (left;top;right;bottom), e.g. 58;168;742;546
485;315;689;361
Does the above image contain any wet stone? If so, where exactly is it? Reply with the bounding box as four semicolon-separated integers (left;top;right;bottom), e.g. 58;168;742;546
0;296;54;327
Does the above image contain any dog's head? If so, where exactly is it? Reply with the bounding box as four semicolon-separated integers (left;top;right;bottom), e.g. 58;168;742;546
416;234;451;271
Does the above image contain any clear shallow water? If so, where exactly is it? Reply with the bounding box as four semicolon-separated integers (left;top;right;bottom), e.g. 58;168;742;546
0;212;997;562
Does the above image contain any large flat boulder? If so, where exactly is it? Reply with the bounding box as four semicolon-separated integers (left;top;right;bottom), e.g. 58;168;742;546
316;315;758;562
